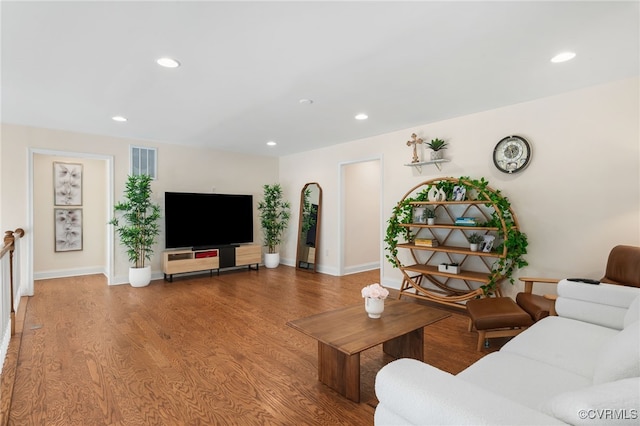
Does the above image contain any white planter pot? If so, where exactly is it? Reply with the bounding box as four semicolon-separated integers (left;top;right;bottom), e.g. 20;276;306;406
470;243;479;252
129;266;151;287
427;218;435;225
365;297;385;319
430;150;443;160
264;252;280;269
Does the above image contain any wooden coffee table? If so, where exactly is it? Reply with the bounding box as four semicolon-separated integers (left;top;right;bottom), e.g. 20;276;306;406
286;300;449;402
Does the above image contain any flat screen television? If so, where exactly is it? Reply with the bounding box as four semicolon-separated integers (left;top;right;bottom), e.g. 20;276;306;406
164;192;253;249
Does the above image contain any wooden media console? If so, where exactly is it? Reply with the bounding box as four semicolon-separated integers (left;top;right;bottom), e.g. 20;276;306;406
162;244;261;281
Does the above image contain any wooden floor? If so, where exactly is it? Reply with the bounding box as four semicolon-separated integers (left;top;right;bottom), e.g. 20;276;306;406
2;267;504;425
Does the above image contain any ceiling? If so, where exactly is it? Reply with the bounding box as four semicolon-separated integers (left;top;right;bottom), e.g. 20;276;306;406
2;1;638;157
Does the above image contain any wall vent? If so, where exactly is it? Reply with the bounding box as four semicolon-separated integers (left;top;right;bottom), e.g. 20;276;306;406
130;146;157;179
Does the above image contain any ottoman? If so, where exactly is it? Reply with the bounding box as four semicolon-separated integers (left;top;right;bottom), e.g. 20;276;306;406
466;297;534;351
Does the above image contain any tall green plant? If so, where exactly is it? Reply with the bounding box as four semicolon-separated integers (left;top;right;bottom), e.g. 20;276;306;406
258;184;291;254
109;175;161;268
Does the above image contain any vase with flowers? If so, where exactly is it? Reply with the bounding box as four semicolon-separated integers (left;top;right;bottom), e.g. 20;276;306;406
361;283;390;318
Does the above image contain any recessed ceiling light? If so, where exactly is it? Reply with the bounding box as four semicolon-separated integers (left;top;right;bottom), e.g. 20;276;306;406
156;57;181;68
355;113;368;120
550;52;576;63
299;98;314;105
112;116;127;122
266;141;277;146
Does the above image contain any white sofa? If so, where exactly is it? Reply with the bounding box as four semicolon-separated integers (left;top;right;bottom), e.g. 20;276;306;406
375;279;640;425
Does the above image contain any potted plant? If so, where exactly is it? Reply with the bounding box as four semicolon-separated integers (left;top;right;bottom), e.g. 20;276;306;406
109;175;161;287
468;233;484;252
361;283;390;318
425;207;436;225
427;138;448;160
258;183;291;268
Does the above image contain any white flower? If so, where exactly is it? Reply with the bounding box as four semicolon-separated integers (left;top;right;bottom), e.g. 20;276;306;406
361;283;389;300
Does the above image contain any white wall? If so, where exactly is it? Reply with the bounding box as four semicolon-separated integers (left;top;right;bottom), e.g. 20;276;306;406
1;77;638;297
1;124;279;289
280;77;640;297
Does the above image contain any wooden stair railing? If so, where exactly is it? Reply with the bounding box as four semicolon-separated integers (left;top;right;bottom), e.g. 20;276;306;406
0;228;25;426
1;228;25;339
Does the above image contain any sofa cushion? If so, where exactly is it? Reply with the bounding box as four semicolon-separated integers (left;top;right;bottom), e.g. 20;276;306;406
540;377;640;425
624;296;639;328
375;358;567;425
593;321;640;385
458;352;590;410
556;280;640;330
500;316;618;378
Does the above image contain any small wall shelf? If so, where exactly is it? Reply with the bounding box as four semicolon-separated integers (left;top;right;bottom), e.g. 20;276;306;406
404;159;450;172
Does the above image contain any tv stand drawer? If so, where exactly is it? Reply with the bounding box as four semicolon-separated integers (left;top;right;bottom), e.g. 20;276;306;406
163;249;219;275
236;245;261;266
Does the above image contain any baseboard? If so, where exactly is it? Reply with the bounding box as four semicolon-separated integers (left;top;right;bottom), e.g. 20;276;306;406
343;262;380;276
34;266;107;281
381;277;402;290
0;325;10;376
316;264;339;276
279;257;339;275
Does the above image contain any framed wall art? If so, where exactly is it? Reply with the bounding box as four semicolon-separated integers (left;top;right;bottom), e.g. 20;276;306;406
54;162;82;206
54;208;83;252
481;235;495;253
412;206;426;224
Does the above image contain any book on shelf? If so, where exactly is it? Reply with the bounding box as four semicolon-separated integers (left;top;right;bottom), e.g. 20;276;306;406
414;238;438;247
455;217;477;226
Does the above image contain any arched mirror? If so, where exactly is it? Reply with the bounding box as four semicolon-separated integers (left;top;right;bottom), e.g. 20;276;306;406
296;183;322;272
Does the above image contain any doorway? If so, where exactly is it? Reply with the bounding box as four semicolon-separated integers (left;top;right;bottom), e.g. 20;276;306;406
28;149;113;295
339;158;382;276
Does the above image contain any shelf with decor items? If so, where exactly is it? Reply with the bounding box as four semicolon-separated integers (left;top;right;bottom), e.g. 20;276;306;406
385;176;528;309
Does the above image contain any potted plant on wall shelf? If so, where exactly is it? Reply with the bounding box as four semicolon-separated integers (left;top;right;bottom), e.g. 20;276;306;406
258;183;291;268
109;174;161;287
468;233;484;252
425;207;436;225
427;138;448;160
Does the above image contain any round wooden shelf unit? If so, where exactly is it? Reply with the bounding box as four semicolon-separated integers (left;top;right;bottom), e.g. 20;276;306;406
390;177;522;309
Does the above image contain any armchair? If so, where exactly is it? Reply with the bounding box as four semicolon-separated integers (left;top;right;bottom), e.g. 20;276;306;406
600;244;640;287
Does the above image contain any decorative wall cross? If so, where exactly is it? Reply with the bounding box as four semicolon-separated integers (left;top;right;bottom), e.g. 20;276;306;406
406;133;423;163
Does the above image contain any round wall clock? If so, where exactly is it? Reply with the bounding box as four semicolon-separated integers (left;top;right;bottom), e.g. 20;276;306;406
493;135;531;174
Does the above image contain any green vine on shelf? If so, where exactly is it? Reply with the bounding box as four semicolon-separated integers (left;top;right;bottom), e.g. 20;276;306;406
385;176;528;295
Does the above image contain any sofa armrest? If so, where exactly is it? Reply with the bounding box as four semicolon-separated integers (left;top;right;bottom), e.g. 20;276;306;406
375;358;567;425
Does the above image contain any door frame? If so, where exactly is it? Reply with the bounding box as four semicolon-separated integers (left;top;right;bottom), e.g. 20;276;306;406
27;148;114;295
